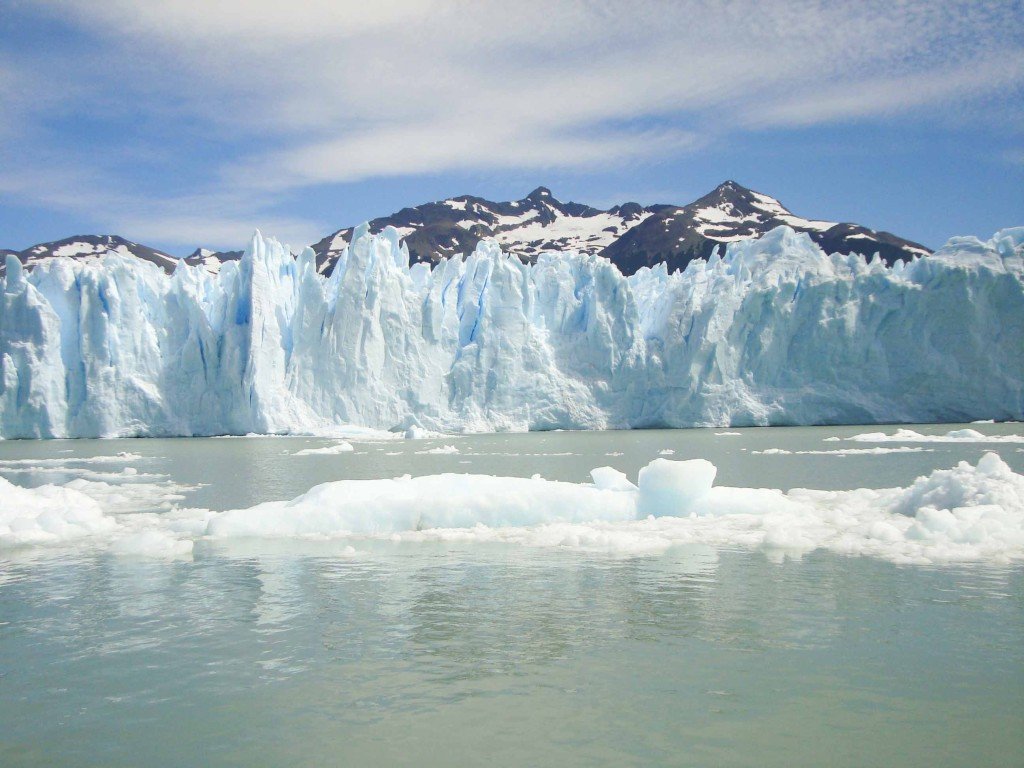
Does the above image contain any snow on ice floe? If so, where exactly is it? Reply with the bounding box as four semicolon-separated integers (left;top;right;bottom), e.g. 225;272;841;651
753;447;933;456
0;475;116;547
205;470;637;538
590;466;638;492
466;451;576;457
4;454;1024;566
846;429;1024;443
294;441;354;456
715;432;742;436
0;472;195;552
0;452;144;466
416;444;460;455
0;449;197;552
198;453;1024;564
0;465;166;483
2;225;1022;438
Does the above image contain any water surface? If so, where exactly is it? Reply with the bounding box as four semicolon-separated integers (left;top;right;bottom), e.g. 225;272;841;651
2;425;1022;766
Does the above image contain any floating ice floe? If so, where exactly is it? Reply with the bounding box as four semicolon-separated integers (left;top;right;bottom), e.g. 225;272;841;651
468;451;577;457
197;454;1024;564
0;450;196;551
753;447;933;456
294;441;354;456
416;445;460;455
846;429;1024;443
0;465;166;483
0;452;145;467
0;475;116;547
4;454;1024;565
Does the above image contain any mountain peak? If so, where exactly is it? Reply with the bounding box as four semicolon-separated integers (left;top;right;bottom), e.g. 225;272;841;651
687;181;791;219
704;179;761;201
702;179;748;198
0;233;182;277
4;182;933;281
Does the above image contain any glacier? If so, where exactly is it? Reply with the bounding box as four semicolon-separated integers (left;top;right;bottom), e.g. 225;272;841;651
0;224;1022;439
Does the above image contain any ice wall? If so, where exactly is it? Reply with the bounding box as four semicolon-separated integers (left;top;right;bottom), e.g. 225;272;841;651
1;225;1022;438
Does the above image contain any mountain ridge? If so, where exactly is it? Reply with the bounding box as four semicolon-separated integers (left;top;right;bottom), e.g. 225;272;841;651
1;182;932;277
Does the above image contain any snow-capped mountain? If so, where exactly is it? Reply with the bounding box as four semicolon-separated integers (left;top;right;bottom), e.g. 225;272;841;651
310;186;653;273
311;182;931;274
0;237;245;278
182;247;243;274
602;181;932;273
0;235;180;277
2;182;932;278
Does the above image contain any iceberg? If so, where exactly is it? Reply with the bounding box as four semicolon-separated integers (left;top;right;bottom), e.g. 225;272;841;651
293;441;355;456
0;475;115;547
1;225;1022;438
202;452;1024;564
5;453;1023;565
845;428;1024;443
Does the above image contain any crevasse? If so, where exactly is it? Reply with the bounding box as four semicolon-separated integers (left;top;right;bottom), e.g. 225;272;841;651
1;225;1022;438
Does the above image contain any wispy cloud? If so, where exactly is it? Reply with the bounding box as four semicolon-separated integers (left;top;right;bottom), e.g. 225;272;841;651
744;50;1024;128
3;0;1023;247
0;163;320;251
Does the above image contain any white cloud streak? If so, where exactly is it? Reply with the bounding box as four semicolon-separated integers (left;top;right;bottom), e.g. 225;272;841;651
3;0;1023;247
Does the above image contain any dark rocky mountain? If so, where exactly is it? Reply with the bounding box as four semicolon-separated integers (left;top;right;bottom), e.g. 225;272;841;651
2;182;931;278
309;186;652;273
600;181;931;273
312;181;930;275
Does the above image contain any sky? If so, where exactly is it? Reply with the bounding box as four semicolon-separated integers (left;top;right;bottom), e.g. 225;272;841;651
1;0;1022;255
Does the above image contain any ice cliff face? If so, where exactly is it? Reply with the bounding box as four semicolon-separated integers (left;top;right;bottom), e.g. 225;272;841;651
1;225;1021;438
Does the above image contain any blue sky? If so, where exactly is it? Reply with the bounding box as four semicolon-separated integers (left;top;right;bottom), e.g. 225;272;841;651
1;0;1022;255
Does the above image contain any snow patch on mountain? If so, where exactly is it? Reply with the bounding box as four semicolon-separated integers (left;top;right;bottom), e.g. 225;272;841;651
3;183;934;283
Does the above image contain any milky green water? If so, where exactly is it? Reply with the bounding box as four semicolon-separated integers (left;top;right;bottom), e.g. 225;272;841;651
1;425;1023;766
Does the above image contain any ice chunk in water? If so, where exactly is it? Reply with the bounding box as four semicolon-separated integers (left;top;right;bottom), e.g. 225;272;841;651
637;458;717;517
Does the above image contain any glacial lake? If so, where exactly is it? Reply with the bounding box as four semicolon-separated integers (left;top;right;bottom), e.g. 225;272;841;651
1;424;1023;766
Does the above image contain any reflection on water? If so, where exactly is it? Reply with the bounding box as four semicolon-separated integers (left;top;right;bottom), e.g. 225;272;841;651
2;425;1024;766
2;545;1022;767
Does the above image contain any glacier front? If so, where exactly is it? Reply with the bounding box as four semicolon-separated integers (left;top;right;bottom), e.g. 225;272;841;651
1;225;1022;439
